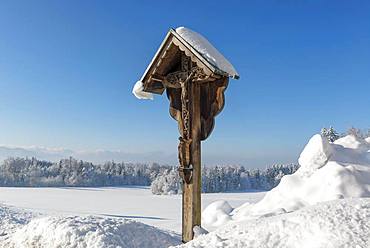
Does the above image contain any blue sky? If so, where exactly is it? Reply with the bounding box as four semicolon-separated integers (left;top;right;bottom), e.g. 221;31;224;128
0;1;369;167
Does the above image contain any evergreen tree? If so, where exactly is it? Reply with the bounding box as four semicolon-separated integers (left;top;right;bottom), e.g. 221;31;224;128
321;126;339;142
320;127;328;138
326;126;340;142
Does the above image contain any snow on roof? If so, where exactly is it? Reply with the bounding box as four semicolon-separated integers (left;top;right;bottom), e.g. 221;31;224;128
175;27;239;79
133;27;239;100
132;80;153;100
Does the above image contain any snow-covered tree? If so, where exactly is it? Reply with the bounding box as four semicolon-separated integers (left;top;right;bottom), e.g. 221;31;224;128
321;127;328;137
151;168;181;195
321;126;339;142
0;157;299;193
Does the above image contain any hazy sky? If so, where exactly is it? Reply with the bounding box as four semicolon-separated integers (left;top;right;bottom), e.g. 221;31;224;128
0;1;369;167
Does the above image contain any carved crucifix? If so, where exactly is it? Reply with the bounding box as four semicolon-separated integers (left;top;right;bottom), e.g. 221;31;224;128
164;54;229;242
164;55;207;185
134;27;239;243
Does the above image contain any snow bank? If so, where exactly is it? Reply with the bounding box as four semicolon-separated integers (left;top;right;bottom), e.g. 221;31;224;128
239;134;370;217
175;27;239;79
176;198;370;248
0;205;179;248
0;205;37;246
202;201;232;230
182;134;370;247
201;134;370;231
334;134;369;150
298;134;332;176
132;80;153;100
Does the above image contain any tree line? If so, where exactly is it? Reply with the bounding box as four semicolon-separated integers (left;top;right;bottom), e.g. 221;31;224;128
1;127;367;194
0;157;298;194
151;163;299;195
152;125;370;195
0;157;165;187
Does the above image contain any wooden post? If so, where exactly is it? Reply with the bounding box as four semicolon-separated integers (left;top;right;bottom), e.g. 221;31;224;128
182;82;201;243
136;27;237;244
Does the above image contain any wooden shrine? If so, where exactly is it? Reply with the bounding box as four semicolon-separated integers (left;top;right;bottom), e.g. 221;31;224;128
136;27;239;242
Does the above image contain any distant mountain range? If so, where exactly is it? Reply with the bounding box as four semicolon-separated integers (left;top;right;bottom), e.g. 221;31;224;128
0;145;176;165
0;145;297;167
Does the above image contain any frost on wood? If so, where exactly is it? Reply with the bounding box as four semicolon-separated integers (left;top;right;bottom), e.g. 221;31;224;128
132;81;153;100
175;27;239;79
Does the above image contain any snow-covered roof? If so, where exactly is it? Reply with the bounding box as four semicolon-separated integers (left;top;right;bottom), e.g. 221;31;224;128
132;27;239;99
175;27;239;79
132;81;153;100
133;27;239;100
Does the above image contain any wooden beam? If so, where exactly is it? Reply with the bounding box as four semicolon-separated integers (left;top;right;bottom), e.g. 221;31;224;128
182;81;201;242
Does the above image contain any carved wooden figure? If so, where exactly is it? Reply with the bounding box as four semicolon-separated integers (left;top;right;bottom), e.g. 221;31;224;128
134;27;239;242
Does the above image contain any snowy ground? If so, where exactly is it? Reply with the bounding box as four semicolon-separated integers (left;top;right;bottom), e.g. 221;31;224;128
175;198;370;248
177;134;370;247
0;203;180;248
1;133;370;247
0;187;264;247
0;186;265;233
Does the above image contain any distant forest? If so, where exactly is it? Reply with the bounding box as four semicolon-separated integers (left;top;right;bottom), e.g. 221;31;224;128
0;157;298;194
1;127;368;194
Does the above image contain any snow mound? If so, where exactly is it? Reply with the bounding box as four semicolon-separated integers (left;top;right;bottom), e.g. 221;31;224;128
202;201;232;230
0;205;37;245
241;134;370;218
202;134;370;230
175;198;370;248
175;27;239;79
176;134;370;247
0;206;179;248
132;80;153;100
334;134;370;151
298;134;332;176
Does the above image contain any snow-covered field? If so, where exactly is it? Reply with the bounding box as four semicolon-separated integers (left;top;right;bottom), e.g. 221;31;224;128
1;133;370;247
0;187;265;233
0;187;264;247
